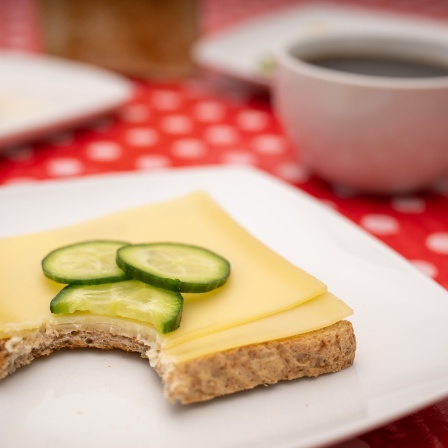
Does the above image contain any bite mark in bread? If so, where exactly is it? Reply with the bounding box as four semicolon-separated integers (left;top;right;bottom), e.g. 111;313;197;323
0;320;355;404
0;192;356;403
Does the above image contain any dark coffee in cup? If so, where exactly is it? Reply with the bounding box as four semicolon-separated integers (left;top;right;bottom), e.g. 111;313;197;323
302;54;448;78
289;35;448;81
274;32;448;193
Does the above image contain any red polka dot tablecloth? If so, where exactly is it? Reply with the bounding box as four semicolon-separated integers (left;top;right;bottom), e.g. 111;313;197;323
1;1;448;447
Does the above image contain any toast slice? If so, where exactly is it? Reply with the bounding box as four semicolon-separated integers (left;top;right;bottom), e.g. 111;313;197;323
0;192;356;404
0;319;354;404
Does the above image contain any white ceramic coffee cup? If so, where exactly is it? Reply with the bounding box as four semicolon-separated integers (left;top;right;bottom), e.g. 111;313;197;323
273;32;448;193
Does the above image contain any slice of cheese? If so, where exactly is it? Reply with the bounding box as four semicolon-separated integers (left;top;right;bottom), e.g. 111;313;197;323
162;291;352;362
0;191;352;361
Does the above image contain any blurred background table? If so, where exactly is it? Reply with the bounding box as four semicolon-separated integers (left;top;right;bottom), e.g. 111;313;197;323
1;0;448;446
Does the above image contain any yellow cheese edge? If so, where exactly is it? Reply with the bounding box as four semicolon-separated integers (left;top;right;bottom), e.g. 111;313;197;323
0;191;353;363
161;291;353;363
0;292;352;363
0;191;327;345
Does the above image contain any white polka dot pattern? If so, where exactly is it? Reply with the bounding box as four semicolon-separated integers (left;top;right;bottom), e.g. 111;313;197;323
193;101;225;122
275;163;311;183
251;134;286;154
46;158;84;177
86;142;122;161
171;139;207;159
360;214;400;235
426;232;448;254
411;259;439;278
151;91;182;110
391;196;426;213
161;115;193;134
204;125;239;145
135;154;171;170
126;128;159;147
221;150;257;165
120;105;151;122
236;110;268;131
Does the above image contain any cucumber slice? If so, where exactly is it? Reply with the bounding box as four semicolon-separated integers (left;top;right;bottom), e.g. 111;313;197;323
50;279;183;333
116;242;230;293
42;240;130;285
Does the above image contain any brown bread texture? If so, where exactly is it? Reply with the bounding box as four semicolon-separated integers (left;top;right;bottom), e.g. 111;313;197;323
0;320;355;404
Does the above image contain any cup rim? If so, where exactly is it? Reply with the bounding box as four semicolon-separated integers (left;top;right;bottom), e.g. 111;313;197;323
274;31;448;89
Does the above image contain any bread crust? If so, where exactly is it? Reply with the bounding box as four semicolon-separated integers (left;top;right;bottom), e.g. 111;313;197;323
0;320;355;404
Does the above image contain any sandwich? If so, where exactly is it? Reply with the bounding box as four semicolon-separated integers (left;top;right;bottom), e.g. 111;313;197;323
0;191;355;404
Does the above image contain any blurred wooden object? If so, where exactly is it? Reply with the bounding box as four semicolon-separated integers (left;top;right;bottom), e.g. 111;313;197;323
39;0;198;79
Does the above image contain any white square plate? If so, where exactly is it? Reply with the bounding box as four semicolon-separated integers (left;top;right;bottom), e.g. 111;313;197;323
1;166;448;448
194;4;448;85
0;51;132;149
